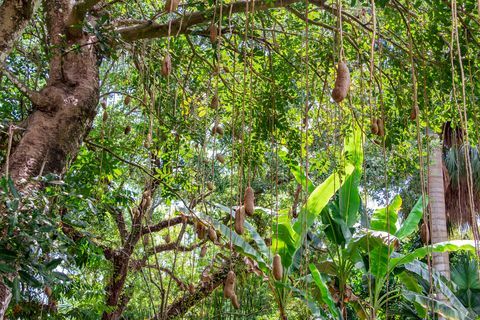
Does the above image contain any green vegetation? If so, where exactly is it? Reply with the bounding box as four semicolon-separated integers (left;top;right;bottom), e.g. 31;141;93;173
1;0;480;319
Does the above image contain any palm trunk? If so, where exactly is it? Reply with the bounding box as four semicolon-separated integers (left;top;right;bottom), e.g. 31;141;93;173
427;132;450;320
427;133;450;279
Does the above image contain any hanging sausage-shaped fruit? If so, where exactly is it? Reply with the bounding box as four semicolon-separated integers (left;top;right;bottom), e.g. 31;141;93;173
331;61;350;103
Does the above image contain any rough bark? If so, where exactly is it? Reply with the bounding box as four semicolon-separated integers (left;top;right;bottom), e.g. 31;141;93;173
0;0;40;65
0;0;100;317
2;1;99;193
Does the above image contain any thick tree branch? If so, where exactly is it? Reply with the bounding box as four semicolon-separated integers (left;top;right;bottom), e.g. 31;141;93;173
118;0;325;41
0;0;40;65
108;205;129;244
0;65;47;107
163;255;243;319
142;215;191;235
66;0;103;38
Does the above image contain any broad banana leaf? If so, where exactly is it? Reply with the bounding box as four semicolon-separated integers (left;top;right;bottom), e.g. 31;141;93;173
292;164;355;237
339;124;363;231
214;203;272;261
389;240;476;271
395;196;427;240
309;263;342;319
402;259;473;317
370;195;402;235
403;290;475;320
271;209;298;268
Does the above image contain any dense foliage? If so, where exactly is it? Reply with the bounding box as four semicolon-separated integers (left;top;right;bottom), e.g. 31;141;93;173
1;0;480;319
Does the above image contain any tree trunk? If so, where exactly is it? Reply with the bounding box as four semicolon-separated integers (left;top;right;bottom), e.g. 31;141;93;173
0;0;100;316
428;133;450;279
102;252;132;320
427;131;450;319
0;0;40;65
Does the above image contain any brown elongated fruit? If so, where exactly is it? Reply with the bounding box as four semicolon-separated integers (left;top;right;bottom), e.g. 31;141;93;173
209;24;218;43
223;270;236;299
161;54;172;76
211;124;224;135
208;227;217;242
200;244;207;257
206;181;214;191
331;61;351;103
264;237;272;247
165;0;180;12
196;221;207;239
272;254;283;280
210;95;219;109
124;125;131;135
377;118;385;137
101;101;107;109
44;286;52;297
244;187;254;216
420;221;430;244
102;110;108;122
234;206;245;234
231;294;240;309
410;106;418;120
370;118;378;135
124;96;131;106
216;153;225;164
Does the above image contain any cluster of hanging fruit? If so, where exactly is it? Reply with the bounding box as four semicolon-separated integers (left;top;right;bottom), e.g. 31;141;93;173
234;187;254;234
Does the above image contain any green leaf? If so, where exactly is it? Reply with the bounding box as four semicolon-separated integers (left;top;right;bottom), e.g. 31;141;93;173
45;258;63;271
339;124;363;228
0;264;16;273
309;263;341;319
369;245;390;281
272;209;299;269
403;290;474;320
195;211;269;272
370;195;402;235
321;202;347;247
397;271;422;293
52;271;69;281
12;277;20;302
389;241;476;270
403;259;470;317
19;270;42;287
395;196;426;240
293;164;355;236
214;203;271;261
0;248;17;261
289;163;315;194
244;217;272;261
